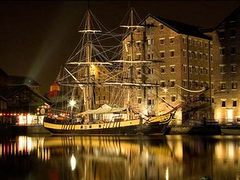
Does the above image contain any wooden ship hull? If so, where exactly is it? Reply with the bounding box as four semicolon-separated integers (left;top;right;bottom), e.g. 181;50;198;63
43;113;173;135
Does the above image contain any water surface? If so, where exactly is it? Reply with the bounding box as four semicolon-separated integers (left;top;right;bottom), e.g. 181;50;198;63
0;135;239;180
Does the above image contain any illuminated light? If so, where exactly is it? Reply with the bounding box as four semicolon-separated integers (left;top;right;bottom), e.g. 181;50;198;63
69;99;77;107
165;167;169;180
70;154;76;171
18;115;26;125
214;108;223;123
13;113;16;116
90;65;97;76
163;87;168;93
227;109;233;122
0;113;2;116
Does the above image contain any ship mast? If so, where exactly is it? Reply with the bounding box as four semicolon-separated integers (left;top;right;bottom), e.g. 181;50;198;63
120;7;145;119
86;10;93;119
78;9;101;122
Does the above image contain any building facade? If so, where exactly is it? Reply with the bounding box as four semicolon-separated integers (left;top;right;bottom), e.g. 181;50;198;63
209;7;240;124
0;69;50;125
122;15;212;124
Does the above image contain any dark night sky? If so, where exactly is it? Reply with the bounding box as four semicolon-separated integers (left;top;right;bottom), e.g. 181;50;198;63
0;1;240;94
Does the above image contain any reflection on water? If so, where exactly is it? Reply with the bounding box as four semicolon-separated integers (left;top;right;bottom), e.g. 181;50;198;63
0;135;240;180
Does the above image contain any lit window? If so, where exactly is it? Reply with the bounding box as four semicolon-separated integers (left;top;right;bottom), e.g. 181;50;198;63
198;53;202;59
136;41;141;49
189;66;192;74
219;64;226;74
147;53;153;60
136;68;141;78
221;100;226;107
170;65;175;72
147;99;154;105
220;82;226;90
138;97;142;104
170;80;175;87
219;47;225;56
147;39;154;45
193;81;198;88
183;65;187;73
160;51;165;58
182;49;186;57
193;52;197;59
160;66;165;73
231;64;237;73
169;37;175;44
136;53;141;60
171;96;176;102
182;80;187;87
233;100;237;107
160;81;166;87
147;68;151;74
170;50;175;57
159;38;165;45
232;81;237;89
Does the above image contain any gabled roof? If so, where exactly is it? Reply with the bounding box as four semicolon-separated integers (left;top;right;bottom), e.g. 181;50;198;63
143;14;211;40
215;6;240;29
0;85;51;104
0;95;7;102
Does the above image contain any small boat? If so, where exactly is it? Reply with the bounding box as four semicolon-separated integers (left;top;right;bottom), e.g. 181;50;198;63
221;123;240;135
43;8;179;135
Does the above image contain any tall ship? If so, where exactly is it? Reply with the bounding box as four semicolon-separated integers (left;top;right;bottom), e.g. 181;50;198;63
43;8;181;135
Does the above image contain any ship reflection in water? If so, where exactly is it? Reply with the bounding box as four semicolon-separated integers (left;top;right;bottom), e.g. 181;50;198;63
0;136;240;179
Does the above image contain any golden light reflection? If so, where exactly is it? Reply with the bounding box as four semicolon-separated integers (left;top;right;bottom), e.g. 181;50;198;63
165;167;169;180
215;143;224;159
70;154;76;171
228;143;235;159
18;136;33;152
167;135;183;161
1;136;240;179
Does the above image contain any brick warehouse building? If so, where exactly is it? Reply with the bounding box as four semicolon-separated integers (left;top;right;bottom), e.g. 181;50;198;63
208;7;240;123
122;14;212;125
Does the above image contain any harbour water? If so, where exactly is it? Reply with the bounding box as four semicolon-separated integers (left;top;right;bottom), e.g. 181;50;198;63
0;135;239;180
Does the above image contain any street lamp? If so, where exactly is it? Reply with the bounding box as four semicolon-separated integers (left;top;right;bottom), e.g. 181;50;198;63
69;99;76;108
68;99;76;120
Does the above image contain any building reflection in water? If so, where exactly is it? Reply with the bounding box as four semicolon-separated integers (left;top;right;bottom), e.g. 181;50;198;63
0;135;240;179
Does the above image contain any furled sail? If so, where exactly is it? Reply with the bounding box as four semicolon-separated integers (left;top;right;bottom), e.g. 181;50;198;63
80;104;126;115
